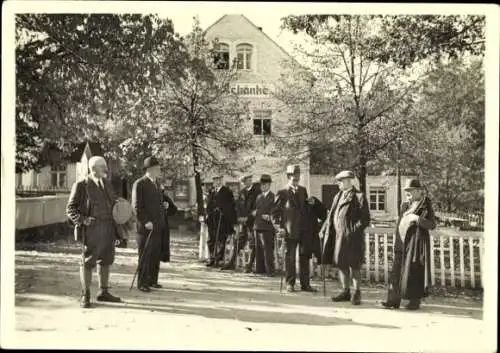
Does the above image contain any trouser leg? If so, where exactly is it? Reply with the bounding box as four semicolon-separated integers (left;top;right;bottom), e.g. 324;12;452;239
246;227;256;269
386;251;403;304
299;253;311;288
285;239;297;286
255;231;266;274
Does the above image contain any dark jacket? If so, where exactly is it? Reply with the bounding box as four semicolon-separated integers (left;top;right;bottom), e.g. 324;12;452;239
254;191;276;231
206;185;237;236
131;176;166;236
323;188;370;269
159;190;178;262
396;197;436;299
66;177;122;240
271;184;309;240
237;182;261;228
304;196;327;260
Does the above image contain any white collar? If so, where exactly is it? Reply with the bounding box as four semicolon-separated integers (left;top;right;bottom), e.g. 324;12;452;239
90;176;102;186
146;175;155;183
263;190;270;197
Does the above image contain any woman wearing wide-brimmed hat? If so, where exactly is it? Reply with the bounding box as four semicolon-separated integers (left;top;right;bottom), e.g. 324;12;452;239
381;178;437;310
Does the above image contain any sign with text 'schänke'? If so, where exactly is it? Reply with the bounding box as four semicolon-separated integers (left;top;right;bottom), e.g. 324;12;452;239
225;83;278;97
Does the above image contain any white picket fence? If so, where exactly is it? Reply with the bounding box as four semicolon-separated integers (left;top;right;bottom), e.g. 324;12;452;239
199;223;484;289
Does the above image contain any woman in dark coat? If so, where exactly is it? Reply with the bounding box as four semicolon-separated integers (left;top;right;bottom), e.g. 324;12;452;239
381;179;436;310
304;196;327;264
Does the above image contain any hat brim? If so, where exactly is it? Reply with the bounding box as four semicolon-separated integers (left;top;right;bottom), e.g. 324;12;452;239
404;186;421;191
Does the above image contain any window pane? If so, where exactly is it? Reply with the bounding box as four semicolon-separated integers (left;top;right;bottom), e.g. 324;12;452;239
245;52;252;69
379;194;385;203
370;195;377;203
378;202;385;210
59;173;67;188
253;119;262;135
370;203;377;210
237;52;244;69
51;173;58;187
262;119;271;135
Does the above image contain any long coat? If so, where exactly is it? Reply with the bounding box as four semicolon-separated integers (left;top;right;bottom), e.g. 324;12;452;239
131;176;167;237
237;183;261;229
396;197;436;299
271;185;309;240
323;188;370;270
206;185;237;236
304;196;327;261
160;192;178;262
254;191;276;231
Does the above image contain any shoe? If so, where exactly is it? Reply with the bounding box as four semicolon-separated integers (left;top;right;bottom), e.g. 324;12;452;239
301;285;318;292
221;263;235;270
80;292;91;308
381;300;400;309
150;283;163;289
244;267;253;273
332;289;351;302
96;290;122;303
405;300;421;310
286;284;295;292
138;285;151;293
351;290;361;305
266;273;275;277
206;260;215;267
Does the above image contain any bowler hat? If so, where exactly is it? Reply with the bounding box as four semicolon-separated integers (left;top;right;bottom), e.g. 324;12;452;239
212;175;223;181
260;174;272;183
334;170;355;181
239;174;252;183
286;165;300;175
403;178;422;190
144;156;160;169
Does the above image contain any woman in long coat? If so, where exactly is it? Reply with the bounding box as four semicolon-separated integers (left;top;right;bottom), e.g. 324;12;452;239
159;186;178;263
381;179;437;310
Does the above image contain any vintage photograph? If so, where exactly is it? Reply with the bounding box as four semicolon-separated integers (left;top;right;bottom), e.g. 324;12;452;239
1;1;498;351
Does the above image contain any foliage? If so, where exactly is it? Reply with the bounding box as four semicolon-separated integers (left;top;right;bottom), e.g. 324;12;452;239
15;13;186;172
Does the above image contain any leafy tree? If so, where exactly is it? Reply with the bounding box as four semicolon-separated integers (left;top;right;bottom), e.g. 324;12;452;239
15;13;186;172
118;17;254;217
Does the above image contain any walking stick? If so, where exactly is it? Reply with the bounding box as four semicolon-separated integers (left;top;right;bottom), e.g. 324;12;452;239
321;235;326;297
129;229;153;291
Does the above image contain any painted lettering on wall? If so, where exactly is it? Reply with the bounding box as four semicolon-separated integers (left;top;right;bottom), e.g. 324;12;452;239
225;83;276;97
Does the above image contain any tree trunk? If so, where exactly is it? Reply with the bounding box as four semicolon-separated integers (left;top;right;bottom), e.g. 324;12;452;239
358;153;367;195
192;148;205;221
396;139;402;218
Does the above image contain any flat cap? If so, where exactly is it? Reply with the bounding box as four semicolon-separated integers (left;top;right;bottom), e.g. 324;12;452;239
403;178;422;190
334;170;355;181
260;174;272;183
239;174;252;183
212;175;223;180
144;156;160;169
286;165;300;175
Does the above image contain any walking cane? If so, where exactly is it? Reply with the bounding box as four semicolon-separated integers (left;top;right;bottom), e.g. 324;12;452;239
129;229;153;291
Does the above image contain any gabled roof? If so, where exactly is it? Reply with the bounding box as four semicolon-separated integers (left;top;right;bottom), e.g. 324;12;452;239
204;14;305;71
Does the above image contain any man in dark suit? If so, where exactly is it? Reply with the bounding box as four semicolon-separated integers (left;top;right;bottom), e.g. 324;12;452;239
159;185;178;263
131;156;167;292
66;156;123;308
221;174;261;271
254;174;276;276
272;165;316;292
205;175;237;267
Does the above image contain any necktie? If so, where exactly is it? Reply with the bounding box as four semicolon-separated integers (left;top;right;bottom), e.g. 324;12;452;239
99;180;104;190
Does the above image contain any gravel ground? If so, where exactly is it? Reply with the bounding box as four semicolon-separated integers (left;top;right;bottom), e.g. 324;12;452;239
6;231;492;352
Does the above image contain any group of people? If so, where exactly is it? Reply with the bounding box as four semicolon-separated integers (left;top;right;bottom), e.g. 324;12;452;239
66;155;437;312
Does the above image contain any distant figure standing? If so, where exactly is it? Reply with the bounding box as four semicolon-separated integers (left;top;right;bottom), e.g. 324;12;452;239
205;175;237;268
66;156;123;308
222;174;261;271
159;184;178;263
131;156;166;292
323;170;370;305
381;179;436;310
253;174;276;276
272;165;316;292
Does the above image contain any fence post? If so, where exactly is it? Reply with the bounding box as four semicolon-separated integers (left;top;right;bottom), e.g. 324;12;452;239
374;233;380;282
365;233;370;281
449;236;455;287
383;233;389;284
198;218;209;261
430;235;436;286
459;236;465;287
469;237;476;288
440;236;446;286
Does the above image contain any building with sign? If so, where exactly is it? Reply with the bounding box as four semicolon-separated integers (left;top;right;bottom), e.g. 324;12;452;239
168;14;410;222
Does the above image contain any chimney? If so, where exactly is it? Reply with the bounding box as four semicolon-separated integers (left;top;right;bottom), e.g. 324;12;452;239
258;26;263;31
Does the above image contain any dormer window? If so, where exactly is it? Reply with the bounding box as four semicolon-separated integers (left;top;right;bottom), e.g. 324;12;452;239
236;43;253;70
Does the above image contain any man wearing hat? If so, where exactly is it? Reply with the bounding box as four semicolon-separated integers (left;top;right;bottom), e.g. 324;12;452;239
253;174;276;276
221;174;261;271
205;175;237;267
66;156;124;308
131;156;167;292
322;170;370;305
271;164;315;292
381;178;436;310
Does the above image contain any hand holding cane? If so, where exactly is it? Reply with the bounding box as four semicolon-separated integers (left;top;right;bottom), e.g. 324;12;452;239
129;229;153;291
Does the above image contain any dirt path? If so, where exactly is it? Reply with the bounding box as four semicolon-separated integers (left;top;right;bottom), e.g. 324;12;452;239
9;231;489;351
